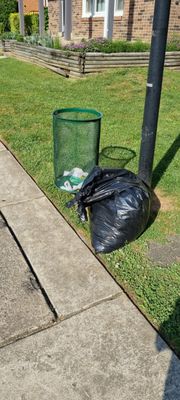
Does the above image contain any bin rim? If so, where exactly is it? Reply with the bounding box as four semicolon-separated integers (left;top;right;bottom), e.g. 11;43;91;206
53;107;103;122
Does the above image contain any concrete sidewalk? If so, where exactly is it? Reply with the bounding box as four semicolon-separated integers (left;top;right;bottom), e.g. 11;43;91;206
0;141;179;400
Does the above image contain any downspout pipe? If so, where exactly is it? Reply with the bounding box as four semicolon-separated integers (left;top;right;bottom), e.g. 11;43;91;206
138;0;172;187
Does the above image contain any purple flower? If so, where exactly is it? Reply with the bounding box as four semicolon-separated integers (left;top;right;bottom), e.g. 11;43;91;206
63;42;87;51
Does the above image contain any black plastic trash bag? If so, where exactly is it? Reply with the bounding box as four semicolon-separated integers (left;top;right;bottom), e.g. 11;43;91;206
67;167;151;253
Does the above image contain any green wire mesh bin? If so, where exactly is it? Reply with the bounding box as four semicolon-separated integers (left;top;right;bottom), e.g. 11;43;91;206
53;108;102;193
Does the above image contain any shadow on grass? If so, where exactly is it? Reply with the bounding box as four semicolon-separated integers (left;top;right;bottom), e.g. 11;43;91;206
97;138;179;229
156;298;180;398
147;190;161;229
148;133;180;227
99;146;136;169
152;133;180;189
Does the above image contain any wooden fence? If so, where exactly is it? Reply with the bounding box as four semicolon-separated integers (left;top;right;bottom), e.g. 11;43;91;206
84;51;180;72
1;41;84;78
1;40;180;77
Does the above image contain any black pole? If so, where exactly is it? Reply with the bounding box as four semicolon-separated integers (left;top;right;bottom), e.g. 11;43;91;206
138;0;171;187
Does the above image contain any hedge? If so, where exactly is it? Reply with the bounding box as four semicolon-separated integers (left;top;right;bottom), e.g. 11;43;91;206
9;9;48;35
9;12;40;35
64;37;180;53
0;22;4;34
0;0;17;31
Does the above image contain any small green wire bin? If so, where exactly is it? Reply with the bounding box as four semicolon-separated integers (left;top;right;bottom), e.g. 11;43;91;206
53;108;102;192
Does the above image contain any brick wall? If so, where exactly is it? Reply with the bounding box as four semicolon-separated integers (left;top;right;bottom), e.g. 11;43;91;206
23;0;39;13
71;0;130;40
48;0;180;42
128;0;180;41
48;0;61;35
169;0;180;38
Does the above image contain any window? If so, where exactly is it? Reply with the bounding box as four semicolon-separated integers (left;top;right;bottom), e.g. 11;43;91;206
83;0;124;17
83;0;93;16
95;0;105;13
86;0;92;14
115;0;124;15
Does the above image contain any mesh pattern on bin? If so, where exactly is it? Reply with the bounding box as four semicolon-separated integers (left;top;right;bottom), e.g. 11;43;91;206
53;108;102;192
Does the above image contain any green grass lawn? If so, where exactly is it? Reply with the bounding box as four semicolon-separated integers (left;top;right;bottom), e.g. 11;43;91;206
0;58;180;355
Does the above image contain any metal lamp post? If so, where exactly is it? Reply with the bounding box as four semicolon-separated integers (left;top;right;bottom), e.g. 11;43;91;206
138;0;172;187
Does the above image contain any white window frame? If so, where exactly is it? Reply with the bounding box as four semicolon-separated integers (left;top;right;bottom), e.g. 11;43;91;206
114;0;124;16
82;0;124;18
82;0;94;17
94;0;105;16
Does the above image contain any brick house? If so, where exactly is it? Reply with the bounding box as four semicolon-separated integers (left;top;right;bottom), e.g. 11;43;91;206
23;0;48;14
23;0;38;13
48;0;180;42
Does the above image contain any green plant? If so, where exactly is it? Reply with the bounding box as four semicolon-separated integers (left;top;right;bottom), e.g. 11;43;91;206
64;38;151;53
24;14;32;35
39;33;54;48
9;12;39;36
0;22;4;34
9;12;19;33
167;34;180;51
24;34;39;45
0;0;17;31
44;7;49;31
30;13;39;34
53;36;61;49
16;34;24;42
0;31;18;40
22;33;54;48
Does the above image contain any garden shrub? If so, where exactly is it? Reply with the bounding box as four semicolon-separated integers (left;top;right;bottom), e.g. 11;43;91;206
0;31;16;40
64;37;180;53
0;22;4;34
44;7;49;31
16;34;24;42
38;34;53;48
23;33;54;48
53;36;61;49
0;0;17;31
167;34;180;51
1;32;179;53
9;12;39;35
9;12;19;33
30;13;39;34
63;38;151;53
24;14;32;35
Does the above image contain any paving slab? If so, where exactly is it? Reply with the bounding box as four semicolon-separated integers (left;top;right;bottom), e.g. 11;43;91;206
0;214;55;347
0;150;43;207
0;142;7;151
2;197;121;318
0;295;179;400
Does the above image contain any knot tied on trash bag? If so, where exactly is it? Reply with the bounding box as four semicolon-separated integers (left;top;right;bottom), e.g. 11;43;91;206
67;167;151;254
